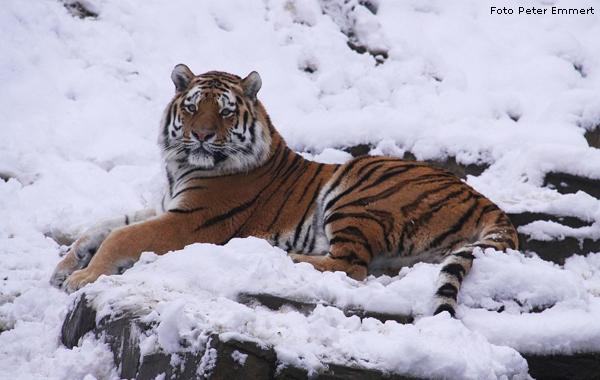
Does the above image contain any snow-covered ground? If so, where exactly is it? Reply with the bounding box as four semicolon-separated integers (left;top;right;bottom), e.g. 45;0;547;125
1;0;600;379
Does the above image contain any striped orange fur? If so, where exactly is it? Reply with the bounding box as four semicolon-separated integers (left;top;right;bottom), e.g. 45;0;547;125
51;65;518;317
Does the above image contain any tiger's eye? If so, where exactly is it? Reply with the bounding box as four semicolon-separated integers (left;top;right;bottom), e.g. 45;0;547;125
221;109;233;118
187;104;197;113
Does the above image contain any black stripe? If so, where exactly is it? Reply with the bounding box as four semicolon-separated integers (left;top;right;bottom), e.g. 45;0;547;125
427;197;479;249
335;176;453;213
474;204;497;227
265;113;276;134
325;211;380;226
495;212;511;225
358;164;422;192
172;106;185;130
232;131;246;142
324;164;384;212
436;283;458;298
334;225;368;241
404;189;472;236
249;120;256;143
243;111;249;132
170;207;206;214
355;157;394;176
301;225;313;252
329;236;354;245
265;164;312;230
454;250;475;261
441;263;466;281
330;251;368;267
255;139;285;181
224;152;307;238
324;212;390;252
434;304;456;317
166;171;175;198
331;226;373;258
367;209;395;250
322;156;371;202
163;104;173;135
195;200;254;231
221;92;232;105
177;166;211;180
292;179;323;248
172;185;206;199
297;164;324;203
399;192;459;245
400;182;462;215
261;146;293;181
268;154;304;190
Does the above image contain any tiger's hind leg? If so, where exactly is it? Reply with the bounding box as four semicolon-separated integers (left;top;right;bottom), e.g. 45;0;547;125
289;251;369;281
290;206;395;280
289;237;371;281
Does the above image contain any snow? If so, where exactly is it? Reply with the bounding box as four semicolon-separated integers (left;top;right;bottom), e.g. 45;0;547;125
1;0;600;379
231;350;248;366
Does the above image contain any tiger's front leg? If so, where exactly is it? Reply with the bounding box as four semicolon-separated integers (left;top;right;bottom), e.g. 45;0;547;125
51;209;157;289
61;212;194;293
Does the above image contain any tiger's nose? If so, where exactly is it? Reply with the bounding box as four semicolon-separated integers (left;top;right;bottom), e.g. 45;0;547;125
191;130;216;142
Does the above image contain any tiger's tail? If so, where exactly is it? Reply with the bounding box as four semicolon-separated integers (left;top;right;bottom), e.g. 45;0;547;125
433;208;518;317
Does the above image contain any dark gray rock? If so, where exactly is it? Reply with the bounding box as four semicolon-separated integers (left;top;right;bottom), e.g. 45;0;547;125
60;295;422;379
63;1;98;19
209;337;276;379
523;352;600;380
507;211;600;264
61;294;600;380
61;295;97;349
508;212;591;230
544;172;600;200
237;292;414;324
584;126;600;149
515;235;599;264
401;151;488;179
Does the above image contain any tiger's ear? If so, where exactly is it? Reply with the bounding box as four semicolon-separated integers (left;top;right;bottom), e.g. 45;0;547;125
242;71;262;101
172;64;195;92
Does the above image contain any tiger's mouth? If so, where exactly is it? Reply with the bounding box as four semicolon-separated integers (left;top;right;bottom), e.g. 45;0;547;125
189;143;212;156
187;144;215;168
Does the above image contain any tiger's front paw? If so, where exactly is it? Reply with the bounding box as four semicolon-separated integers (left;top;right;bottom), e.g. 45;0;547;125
51;251;83;289
62;268;104;293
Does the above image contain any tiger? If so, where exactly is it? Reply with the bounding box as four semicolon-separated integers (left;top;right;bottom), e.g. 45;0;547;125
51;64;518;317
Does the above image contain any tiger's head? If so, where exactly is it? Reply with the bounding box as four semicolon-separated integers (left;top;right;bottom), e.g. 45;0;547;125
159;64;273;176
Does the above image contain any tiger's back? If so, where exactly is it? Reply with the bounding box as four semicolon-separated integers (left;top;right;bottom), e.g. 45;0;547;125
53;65;518;317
